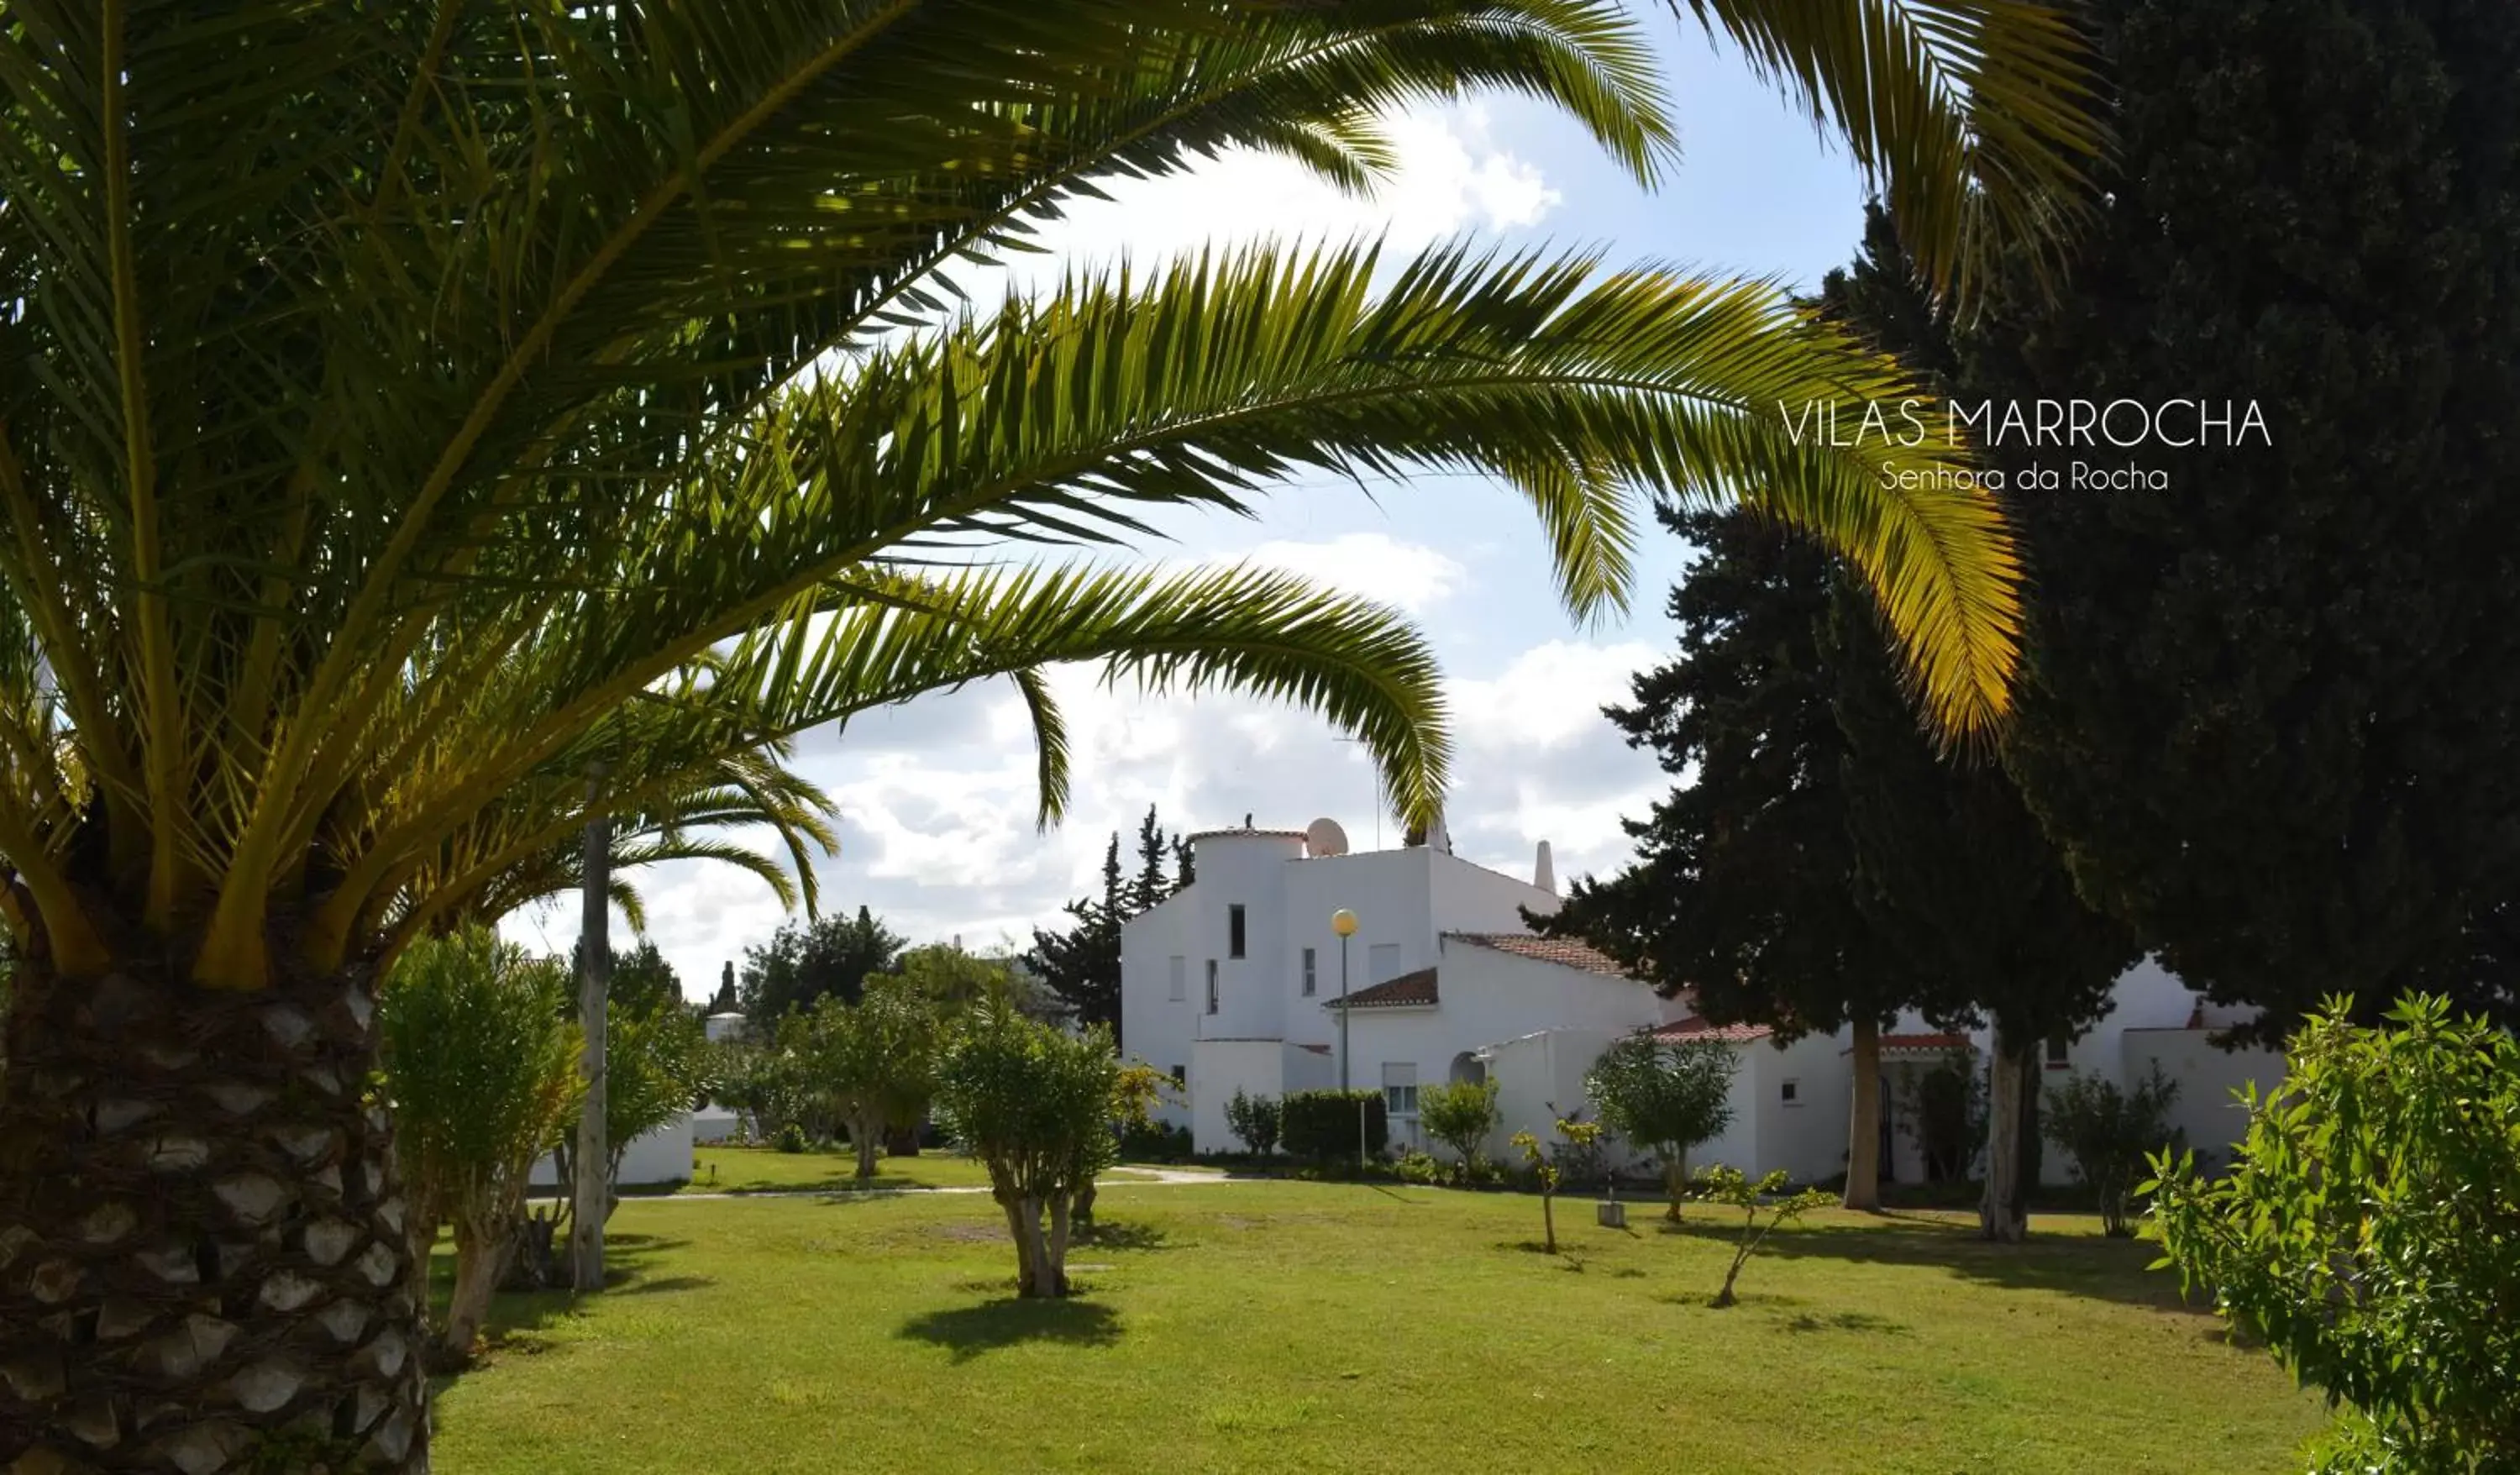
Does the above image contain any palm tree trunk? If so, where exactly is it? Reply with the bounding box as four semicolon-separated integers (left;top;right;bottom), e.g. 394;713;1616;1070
1980;1028;2029;1243
1844;1016;1884;1211
0;953;429;1471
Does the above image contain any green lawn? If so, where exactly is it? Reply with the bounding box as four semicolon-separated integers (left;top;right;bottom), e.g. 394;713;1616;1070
430;1178;2323;1473
663;1143;1182;1195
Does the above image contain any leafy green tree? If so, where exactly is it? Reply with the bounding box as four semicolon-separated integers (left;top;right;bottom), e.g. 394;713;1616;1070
934;1003;1125;1299
379;930;581;1362
1416;1077;1502;1181
740;906;908;1028
2041;1066;2178;1238
1692;1166;1835;1310
603;941;685;1021
1584;1035;1738;1220
1974;0;2520;1042
1224;1088;1284;1157
2149;996;2520;1470
1533;499;1941;1212
0;2;2102;1459
798;979;945;1180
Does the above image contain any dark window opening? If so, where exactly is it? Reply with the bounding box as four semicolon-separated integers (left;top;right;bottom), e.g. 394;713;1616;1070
1228;904;1247;958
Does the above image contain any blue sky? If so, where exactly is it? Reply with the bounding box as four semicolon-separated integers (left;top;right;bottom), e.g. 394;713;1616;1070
505;19;1876;995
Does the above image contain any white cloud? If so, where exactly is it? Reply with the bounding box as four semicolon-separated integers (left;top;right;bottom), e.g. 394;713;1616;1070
1011;104;1561;289
1235;533;1466;613
1447;639;1657;753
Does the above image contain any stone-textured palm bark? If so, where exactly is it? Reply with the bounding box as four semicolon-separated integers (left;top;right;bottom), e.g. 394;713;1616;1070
1843;1018;1884;1211
0;954;428;1471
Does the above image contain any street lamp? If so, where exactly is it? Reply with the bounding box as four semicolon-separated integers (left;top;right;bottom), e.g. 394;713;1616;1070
1331;908;1363;1173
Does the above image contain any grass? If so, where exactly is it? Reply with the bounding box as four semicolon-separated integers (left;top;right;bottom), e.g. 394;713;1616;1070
429;1180;2325;1473
662;1144;1179;1195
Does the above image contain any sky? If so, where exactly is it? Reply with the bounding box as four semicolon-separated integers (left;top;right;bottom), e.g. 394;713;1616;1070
502;18;1875;998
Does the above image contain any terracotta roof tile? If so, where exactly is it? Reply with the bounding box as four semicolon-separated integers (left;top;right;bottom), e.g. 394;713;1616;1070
1322;966;1438;1009
1653;1016;1772;1044
1444;932;1630;977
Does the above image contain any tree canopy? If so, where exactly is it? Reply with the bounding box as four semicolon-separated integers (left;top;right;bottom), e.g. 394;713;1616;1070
1026;806;1193;1045
1978;0;2520;1041
739;906;908;1027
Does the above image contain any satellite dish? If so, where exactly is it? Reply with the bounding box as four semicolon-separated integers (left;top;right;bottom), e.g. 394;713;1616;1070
1304;817;1350;858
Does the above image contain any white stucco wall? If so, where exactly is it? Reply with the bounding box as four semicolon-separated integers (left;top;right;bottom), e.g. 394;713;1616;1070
529;1114;694;1189
1189;1037;1287;1152
2119;1028;2285;1177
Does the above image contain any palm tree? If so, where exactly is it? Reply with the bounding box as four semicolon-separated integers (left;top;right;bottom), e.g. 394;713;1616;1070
0;3;2102;1467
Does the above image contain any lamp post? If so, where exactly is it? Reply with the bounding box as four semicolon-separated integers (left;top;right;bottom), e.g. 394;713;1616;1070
1331;908;1362;1172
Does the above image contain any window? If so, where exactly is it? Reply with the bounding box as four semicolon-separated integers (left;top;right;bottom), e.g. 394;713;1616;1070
1205;959;1219;1015
1781;1078;1801;1106
1167;955;1186;1003
1301;947;1316;997
1383;1062;1419;1119
1368;942;1402;985
1228;904;1247;958
2045;1032;2071;1068
1169;1064;1186;1087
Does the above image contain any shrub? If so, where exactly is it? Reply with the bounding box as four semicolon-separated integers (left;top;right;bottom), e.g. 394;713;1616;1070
1692;1165;1834;1308
1223;1088;1282;1156
774;1121;810;1154
1510;1115;1602;1254
380;927;580;1361
2041;1065;2180;1236
1416;1076;1501;1181
1898;1048;1985;1182
2149;995;2520;1472
1117;1119;1192;1162
1280;1089;1388;1163
932;1002;1121;1298
1583;1035;1738;1220
1394;1149;1445;1185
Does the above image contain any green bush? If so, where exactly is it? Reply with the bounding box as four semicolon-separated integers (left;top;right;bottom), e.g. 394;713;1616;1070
1118;1120;1192;1163
1223;1087;1282;1156
1393;1149;1444;1185
2150;995;2520;1472
1280;1089;1388;1162
2041;1064;2180;1236
1416;1076;1501;1181
774;1121;810;1154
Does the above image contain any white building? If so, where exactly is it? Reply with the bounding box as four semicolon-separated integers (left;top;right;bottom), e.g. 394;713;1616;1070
1120;816;2286;1188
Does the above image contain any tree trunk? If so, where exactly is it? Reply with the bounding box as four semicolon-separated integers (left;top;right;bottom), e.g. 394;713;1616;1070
850;1115;880;1181
999;1199;1036;1297
1541;1190;1557;1254
1980;1030;2029;1243
1844;1016;1884;1211
1662;1149;1687;1222
1074;1178;1098;1232
437;1212;514;1365
0;953;430;1471
1043;1194;1073;1298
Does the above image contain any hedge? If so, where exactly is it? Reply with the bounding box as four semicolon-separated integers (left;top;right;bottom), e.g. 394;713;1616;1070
1281;1089;1389;1161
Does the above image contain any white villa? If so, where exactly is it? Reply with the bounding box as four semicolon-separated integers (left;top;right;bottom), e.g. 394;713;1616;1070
1121;816;2286;1186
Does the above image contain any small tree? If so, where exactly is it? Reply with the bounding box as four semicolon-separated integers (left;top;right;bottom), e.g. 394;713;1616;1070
801;978;942;1179
1417;1076;1502;1182
1224;1088;1282;1157
2148;995;2520;1472
1692;1166;1834;1309
933;1003;1123;1299
2041;1066;2180;1236
1076;1062;1178;1229
1584;1035;1739;1220
1510;1116;1603;1255
379;929;581;1361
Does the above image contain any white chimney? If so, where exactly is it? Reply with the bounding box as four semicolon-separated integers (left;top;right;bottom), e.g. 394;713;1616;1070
1534;840;1556;895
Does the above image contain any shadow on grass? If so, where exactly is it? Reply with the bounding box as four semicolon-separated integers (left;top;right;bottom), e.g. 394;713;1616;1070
898;1298;1123;1364
1080;1220;1178;1252
423;1230;692;1394
1656;1216;2210;1316
1782;1310;1908;1335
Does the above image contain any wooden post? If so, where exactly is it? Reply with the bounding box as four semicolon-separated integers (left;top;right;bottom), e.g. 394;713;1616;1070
570;765;611;1292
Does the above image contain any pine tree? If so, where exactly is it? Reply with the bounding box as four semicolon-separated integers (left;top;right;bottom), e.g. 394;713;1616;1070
1976;0;2520;1040
1032;808;1192;1048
